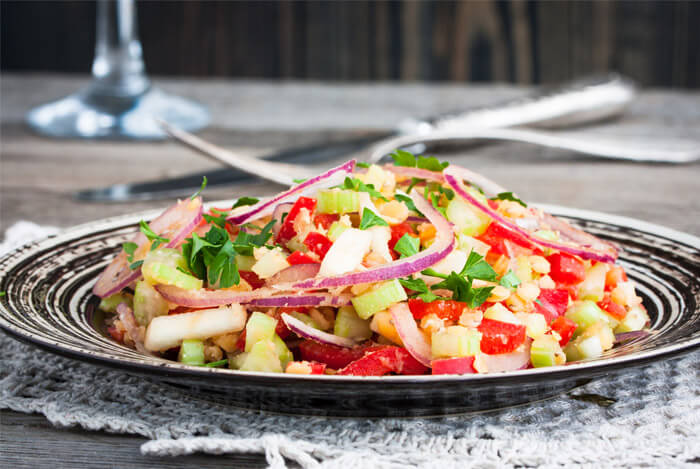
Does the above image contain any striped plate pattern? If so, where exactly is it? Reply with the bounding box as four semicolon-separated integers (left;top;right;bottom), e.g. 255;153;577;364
0;204;698;416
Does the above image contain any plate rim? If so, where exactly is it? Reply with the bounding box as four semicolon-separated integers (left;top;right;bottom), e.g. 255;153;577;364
1;202;699;385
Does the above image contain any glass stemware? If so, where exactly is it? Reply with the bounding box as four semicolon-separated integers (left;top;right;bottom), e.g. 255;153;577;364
26;0;209;139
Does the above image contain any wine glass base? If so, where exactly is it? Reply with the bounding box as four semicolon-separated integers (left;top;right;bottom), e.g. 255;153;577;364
26;86;209;140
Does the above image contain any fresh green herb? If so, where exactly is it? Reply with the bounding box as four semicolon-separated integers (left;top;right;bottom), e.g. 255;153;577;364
203;359;229;368
207;240;240;287
191;176;208;200
203;212;228;228
139;220;169;250
431;272;494;308
0;291;6;297
356;162;371;168
499;270;521;289
398;277;441;303
393;234;420;258
176;266;191;275
342;177;388;201
390;149;449;171
122;242;138;263
459;251;497;281
390;149;416;167
280;212;289;224
421;268;448;279
440;186;455;200
232;196;260;209
406;177;423;193
394;193;423;216
491;191;527;207
359;208;389;230
231;220;276;256
129;260;144;270
293;178;308;184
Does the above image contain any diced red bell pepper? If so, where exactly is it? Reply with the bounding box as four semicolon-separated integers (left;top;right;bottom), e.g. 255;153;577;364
239;270;265;289
546;252;586;285
107;326;124;343
431;356;476;375
477;318;527;354
597;296;627;320
549;316;577;346
605;265;628;291
285;360;326;375
534;288;570;323
276;197;317;243
298;340;374;369
235;330;247;351
287;251;319;265
388;222;417;259
407;298;467;322
476;222;542;256
337;346;428;376
313;213;340;229
303;232;333;259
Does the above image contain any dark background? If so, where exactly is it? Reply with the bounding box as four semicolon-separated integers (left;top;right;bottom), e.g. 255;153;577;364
2;0;698;88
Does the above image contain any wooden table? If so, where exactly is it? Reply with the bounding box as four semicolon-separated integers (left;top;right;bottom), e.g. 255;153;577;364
1;73;699;468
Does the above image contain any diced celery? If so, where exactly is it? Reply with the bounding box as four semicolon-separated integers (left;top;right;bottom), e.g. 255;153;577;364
613;305;648;333
178;339;205;366
530;335;562;367
239;339;283;373
565;300;608;336
272;334;294;368
244;312;278;352
564;321;614;362
431;326;481;359
251;248;290;279
578;262;609;302
98;292;133;313
133;280;170;326
230;352;249;370
351;279;408;320
445;198;491;236
235;254;256;272
457;233;491;257
327;221;349;242
333;306;372;341
142;263;203;290
142;248;188;277
317;189;360;214
575;335;603;359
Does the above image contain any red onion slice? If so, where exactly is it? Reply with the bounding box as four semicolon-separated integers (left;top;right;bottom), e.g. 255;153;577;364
155;284;351;308
267;263;320;286
384;164;507;197
227;159;356;225
271;203;294;238
282;190;455;289
443;166;617;263
281;312;356;348
614;330;650;344
93;197;204;298
390;303;432;367
480;339;532;373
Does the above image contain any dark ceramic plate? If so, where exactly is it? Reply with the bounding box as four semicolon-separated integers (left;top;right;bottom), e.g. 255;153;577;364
1;204;699;417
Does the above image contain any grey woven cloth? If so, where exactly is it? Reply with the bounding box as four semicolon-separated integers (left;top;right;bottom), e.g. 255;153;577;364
2;223;699;468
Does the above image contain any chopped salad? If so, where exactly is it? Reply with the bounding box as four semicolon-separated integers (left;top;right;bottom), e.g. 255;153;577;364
95;152;649;376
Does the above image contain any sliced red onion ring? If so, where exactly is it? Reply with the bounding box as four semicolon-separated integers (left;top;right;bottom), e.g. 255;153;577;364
280;190;455;289
528;210;618;260
227;159;356;225
116;302;149;354
267;263;320;286
384;164;507;197
438;165;507;197
443;166;617;263
614;330;650;344
281;312;356;348
93;197;204;298
480;339;532;373
155;284;350;308
271;203;293;238
406;215;428;224
390;303;432;367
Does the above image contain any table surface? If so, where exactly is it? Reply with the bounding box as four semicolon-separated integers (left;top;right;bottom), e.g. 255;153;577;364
1;73;699;468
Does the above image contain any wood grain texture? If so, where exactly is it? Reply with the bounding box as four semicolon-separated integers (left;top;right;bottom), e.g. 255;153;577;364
1;0;698;88
0;74;699;467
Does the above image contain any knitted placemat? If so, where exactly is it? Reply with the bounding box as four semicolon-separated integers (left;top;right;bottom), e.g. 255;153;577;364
1;223;699;468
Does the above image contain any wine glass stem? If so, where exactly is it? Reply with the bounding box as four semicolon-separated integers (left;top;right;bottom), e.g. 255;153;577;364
90;0;150;98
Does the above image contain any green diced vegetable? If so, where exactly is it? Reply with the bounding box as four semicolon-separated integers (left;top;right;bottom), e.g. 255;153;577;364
327;221;349;242
142;263;203;290
230;352;249;370
565;300;608;336
351;279;408;320
98;292;133;313
333;306;372;341
244;312;278;352
133;280;170;326
530;335;561;367
235;254;256;272
578;263;608;302
613;305;648;333
317;189;360;214
272;334;294;368
239;339;283;373
445;198;490;236
533;230;559;241
431;326;481;359
178;339;205;366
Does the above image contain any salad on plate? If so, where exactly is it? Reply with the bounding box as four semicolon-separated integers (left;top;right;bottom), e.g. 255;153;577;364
94;152;649;376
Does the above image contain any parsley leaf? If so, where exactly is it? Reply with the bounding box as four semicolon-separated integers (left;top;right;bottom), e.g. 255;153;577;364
355;162;371;168
398;277;440;303
359;208;389;230
394;193;423;216
122;242;138;263
406;177;423;193
139;220;169;250
460;251;497;281
393;234;420;258
432;272;494;308
232;220;276;255
293;178;308;184
417;155;449;171
499;270;521;289
421;268;448;279
129;260;144;270
191;176;207;200
232;197;260;209
203;359;229;368
491;192;527;207
0;291;6;297
207;240;240;287
203;212;228;228
390;149;416;167
342;177;388;201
